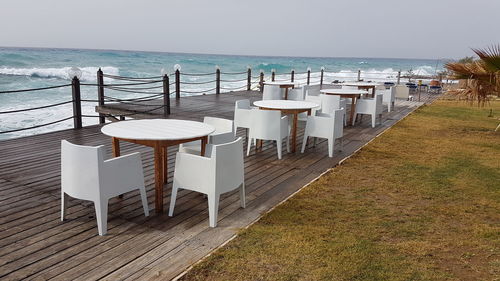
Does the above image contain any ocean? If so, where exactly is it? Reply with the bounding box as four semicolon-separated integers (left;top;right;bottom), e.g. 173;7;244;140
0;47;444;139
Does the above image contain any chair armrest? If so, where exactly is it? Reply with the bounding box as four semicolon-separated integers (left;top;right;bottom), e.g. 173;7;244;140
102;152;145;198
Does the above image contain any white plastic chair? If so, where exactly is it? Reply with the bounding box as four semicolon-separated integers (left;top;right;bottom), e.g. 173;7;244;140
179;117;234;155
234;99;252;136
61;140;149;236
379;87;396;112
353;94;383;127
319;94;347;126
169;137;246;227
393;85;413;100
287;88;305;101
301;108;344;157
263;85;283;100
247;109;290;159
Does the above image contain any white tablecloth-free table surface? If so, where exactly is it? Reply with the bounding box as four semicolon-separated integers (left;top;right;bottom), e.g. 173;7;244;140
254;100;319;110
319;89;368;95
101;119;215;141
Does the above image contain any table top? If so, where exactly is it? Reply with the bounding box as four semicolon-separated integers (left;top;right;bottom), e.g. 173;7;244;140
101;119;215;141
320;89;368;95
263;81;295;86
254;100;319;110
341;82;380;87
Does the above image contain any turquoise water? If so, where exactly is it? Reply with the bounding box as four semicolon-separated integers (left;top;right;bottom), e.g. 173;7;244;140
0;47;444;139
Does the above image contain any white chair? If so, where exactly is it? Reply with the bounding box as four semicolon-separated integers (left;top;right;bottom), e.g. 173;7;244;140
301;108;344;157
179;117;234;156
60;140;149;236
233;99;253;137
319;94;347;126
263;85;283;100
287;88;305;101
169;137;245;227
379;87;396;112
247;109;290;159
393;85;413;100
353;94;383;127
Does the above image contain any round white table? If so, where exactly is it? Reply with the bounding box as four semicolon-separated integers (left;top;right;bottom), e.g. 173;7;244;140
263;81;296;99
341;82;381;97
320;89;368;126
254;100;319;153
101;119;215;213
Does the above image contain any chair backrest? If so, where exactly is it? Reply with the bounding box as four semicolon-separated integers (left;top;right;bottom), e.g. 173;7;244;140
204;117;235;144
235;99;251;110
393;85;410;99
288;88;305;101
249;109;283;140
61;140;104;200
332;108;344;139
213;137;244;193
375;94;383;114
263;85;283;100
304;84;321;96
234;99;252;130
319;94;341;114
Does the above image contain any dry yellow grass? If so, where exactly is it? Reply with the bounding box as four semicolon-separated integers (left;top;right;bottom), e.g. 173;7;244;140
180;99;500;281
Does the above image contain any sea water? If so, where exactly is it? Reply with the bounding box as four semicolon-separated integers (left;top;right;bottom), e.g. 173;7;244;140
0;47;444;139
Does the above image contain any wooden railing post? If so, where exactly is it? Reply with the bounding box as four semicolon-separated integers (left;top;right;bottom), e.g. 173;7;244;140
291;69;295;82
320;67;324;87
71;76;82;129
97;68;105;124
216;66;221;95
246;66;251;91
271;69;275;82
357;69;361;81
175;66;181;99
307;67;311;85
259;70;264;93
162;74;170;116
397;71;401;85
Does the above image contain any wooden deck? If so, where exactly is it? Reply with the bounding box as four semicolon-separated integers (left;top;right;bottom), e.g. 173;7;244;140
0;90;437;280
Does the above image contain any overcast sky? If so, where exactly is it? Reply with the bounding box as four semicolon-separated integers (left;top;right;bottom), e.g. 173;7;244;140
1;0;499;59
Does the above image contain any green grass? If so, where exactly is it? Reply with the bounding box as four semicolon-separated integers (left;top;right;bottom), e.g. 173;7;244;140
180;100;500;281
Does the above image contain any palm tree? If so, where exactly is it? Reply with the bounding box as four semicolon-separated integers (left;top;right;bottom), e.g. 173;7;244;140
445;45;500;106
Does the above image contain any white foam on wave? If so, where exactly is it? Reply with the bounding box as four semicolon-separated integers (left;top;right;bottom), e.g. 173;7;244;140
0;66;119;82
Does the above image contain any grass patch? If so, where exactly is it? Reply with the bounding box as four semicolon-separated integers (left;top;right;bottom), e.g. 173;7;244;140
180;100;500;281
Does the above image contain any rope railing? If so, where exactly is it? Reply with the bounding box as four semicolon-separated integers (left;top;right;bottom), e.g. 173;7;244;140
0;116;74;134
180;80;217;85
102;74;163;80
180;72;216;76
0;100;73;114
0;84;71;94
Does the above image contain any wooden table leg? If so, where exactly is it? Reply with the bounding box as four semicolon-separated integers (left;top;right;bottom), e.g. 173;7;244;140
284;87;289;100
350;97;357;126
162;147;168;184
112;137;120;157
291;113;298;153
372;86;376;98
201;136;208;156
153;143;164;213
112;137;125;198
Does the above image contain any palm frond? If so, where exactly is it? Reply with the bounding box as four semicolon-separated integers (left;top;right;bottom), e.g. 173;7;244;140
473;45;500;72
